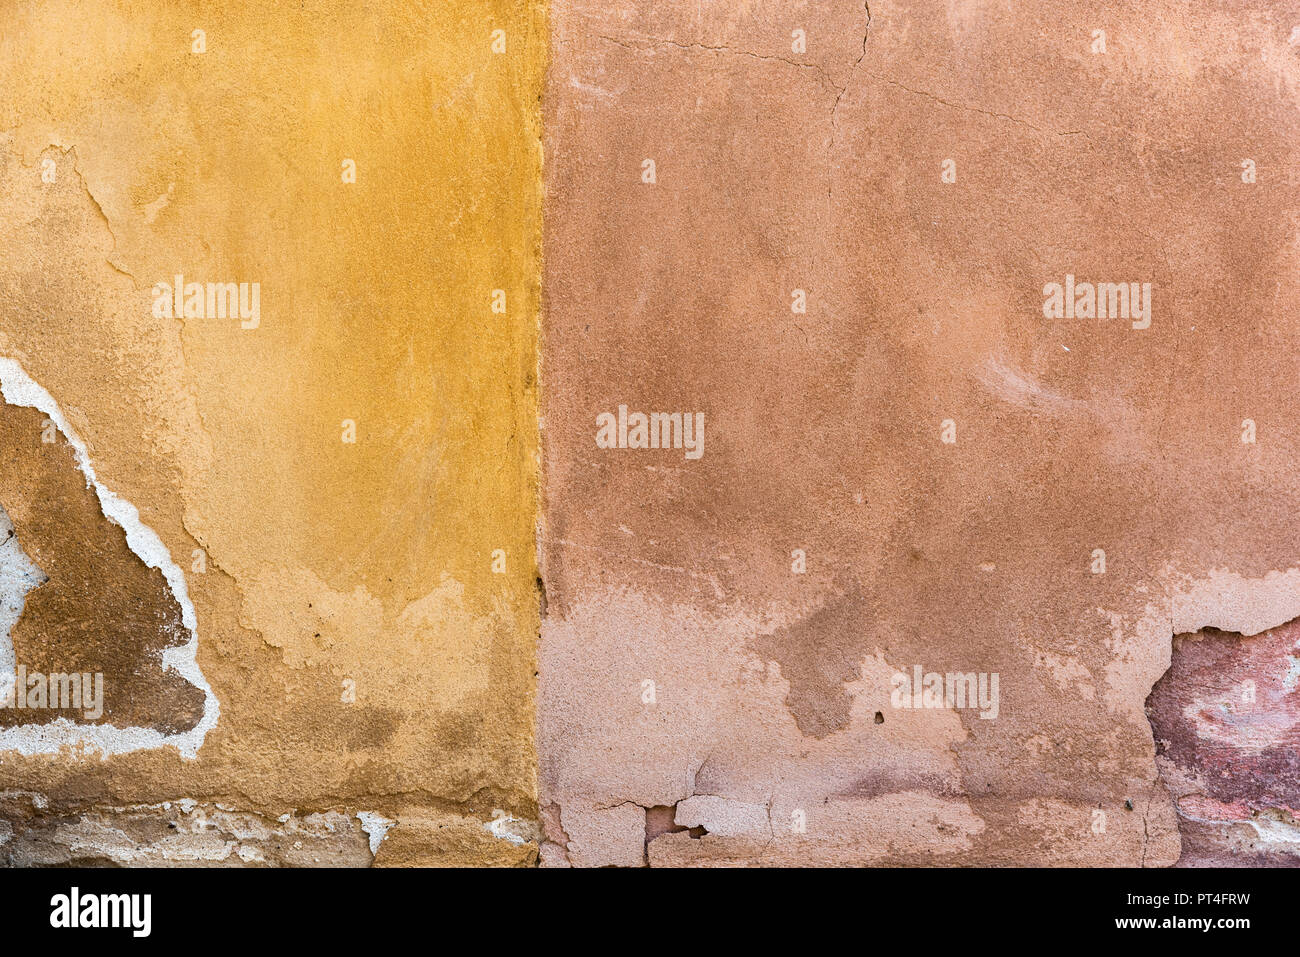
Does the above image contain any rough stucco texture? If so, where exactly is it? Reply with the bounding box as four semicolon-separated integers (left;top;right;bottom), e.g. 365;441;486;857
539;0;1300;866
0;0;543;864
3;0;1300;870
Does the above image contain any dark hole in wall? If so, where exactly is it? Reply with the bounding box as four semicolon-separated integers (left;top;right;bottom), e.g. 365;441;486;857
645;805;706;843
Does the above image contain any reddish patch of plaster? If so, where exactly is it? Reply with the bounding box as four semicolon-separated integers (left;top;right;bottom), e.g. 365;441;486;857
1147;619;1300;865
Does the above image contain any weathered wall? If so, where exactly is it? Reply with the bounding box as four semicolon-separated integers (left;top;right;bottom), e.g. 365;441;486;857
0;0;543;864
2;0;1298;869
539;0;1300;866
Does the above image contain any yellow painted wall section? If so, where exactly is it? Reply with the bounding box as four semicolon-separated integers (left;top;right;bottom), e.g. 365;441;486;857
0;0;543;862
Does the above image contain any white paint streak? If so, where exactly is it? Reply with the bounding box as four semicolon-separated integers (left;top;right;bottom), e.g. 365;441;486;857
0;356;219;758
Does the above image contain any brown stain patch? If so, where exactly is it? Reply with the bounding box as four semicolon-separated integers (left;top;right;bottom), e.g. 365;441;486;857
0;399;202;733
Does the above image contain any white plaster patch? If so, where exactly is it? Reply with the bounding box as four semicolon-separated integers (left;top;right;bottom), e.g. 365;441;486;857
0;356;219;758
484;809;528;845
0;504;47;677
356;811;395;856
1283;652;1300;693
1245;812;1300;846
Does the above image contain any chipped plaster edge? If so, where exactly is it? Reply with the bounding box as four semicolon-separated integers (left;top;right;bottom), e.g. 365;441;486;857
0;356;219;759
1130;564;1300;864
356;811;395;856
1169;565;1300;637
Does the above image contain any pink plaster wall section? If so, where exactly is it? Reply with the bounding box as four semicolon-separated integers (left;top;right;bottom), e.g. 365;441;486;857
540;0;1300;865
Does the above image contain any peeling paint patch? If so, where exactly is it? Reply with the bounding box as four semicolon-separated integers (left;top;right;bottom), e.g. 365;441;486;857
0;357;218;758
1149;617;1300;865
